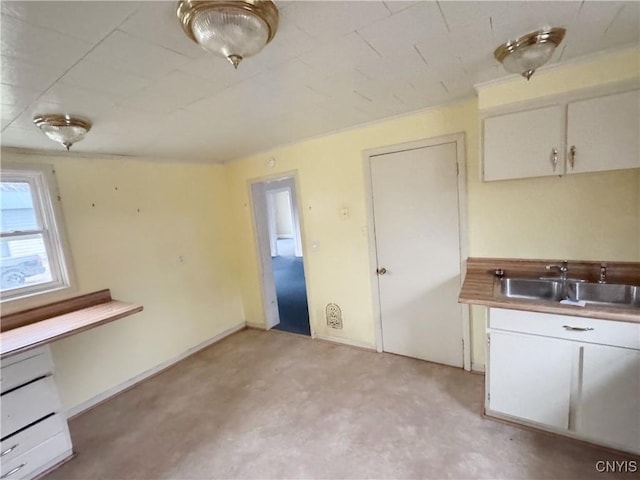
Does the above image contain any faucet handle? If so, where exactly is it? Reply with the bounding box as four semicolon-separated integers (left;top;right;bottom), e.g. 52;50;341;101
598;263;607;284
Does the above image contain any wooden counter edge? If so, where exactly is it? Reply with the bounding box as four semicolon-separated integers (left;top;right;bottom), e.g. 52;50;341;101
0;301;143;359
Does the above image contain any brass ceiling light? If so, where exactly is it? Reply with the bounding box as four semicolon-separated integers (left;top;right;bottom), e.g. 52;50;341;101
177;0;279;69
494;27;566;80
33;114;92;150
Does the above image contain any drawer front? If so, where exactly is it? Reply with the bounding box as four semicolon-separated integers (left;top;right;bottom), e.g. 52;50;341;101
489;308;640;350
0;431;72;480
1;349;53;394
1;378;61;439
0;415;66;465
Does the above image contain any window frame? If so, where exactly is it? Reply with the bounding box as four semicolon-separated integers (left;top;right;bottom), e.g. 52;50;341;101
1;162;77;313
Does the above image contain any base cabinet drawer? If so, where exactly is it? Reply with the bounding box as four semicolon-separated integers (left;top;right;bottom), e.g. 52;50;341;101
1;378;61;438
489;308;640;349
0;415;67;465
1;350;54;395
0;432;71;480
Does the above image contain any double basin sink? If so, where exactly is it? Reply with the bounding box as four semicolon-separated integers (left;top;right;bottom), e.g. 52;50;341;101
497;277;640;308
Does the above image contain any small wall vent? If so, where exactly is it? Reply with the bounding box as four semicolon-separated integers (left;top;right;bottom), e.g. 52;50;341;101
326;303;343;329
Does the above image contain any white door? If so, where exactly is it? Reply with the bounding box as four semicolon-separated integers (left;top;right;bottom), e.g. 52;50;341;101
370;142;463;367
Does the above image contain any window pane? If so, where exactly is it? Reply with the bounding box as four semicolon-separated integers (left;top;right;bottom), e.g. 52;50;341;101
1;181;39;232
1;234;52;291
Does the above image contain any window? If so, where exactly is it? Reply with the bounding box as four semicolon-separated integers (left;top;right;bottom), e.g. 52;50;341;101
1;163;75;307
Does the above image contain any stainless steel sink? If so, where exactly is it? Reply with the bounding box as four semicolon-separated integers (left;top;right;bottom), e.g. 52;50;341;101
498;278;565;301
567;282;640;307
496;275;640;309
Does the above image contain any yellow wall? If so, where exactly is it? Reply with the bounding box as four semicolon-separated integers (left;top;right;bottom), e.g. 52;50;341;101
228;48;639;368
2;49;638;413
1;151;245;410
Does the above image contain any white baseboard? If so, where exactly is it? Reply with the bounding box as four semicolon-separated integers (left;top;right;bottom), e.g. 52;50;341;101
245;321;268;330
65;322;246;419
471;362;486;373
313;333;376;351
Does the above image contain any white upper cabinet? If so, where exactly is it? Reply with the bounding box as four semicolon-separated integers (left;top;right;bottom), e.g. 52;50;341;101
482;88;640;181
566;90;640;174
483;105;563;181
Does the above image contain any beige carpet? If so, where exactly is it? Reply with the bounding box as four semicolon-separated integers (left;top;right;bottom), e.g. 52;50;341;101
45;329;635;479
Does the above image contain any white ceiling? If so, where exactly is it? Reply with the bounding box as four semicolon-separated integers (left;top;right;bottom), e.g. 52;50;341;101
1;1;638;162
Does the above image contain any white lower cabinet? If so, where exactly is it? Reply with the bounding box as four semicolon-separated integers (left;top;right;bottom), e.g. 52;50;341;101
487;308;640;455
577;344;640;452
489;332;573;429
0;346;72;479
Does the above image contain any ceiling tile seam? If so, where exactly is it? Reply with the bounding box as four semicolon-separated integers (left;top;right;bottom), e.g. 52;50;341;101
2;5;144;132
354;31;383;58
558;44;567;62
602;5;627;39
1;11;100;44
114;28;201;59
413;44;429;67
578;0;586;15
435;1;451;33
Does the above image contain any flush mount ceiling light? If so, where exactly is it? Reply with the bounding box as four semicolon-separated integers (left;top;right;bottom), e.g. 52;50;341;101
33;114;92;151
177;0;279;69
494;27;566;80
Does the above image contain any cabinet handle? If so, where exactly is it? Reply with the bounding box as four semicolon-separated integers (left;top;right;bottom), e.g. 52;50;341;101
550;148;558;171
563;325;594;331
569;145;576;170
1;464;25;479
0;444;18;457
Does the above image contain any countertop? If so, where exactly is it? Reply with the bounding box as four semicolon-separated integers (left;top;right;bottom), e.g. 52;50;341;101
0;290;143;358
459;257;640;324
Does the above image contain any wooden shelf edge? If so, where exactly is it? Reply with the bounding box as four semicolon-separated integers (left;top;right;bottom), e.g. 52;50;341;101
0;300;143;358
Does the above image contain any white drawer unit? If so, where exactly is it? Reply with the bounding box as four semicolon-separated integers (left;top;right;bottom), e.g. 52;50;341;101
1;378;61;439
1;348;53;395
0;432;72;480
486;308;640;455
0;346;72;480
0;415;67;465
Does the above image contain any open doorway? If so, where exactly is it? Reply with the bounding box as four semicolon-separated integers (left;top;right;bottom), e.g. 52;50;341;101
251;175;310;336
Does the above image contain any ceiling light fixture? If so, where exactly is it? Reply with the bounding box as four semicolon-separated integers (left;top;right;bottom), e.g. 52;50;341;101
494;27;566;80
33;114;92;151
177;0;279;69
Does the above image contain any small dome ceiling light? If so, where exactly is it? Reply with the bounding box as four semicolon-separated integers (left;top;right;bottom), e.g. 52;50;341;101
177;0;279;69
33;114;92;150
494;27;566;80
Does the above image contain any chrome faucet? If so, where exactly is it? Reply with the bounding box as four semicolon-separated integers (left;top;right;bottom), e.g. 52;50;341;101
546;260;569;280
598;263;607;284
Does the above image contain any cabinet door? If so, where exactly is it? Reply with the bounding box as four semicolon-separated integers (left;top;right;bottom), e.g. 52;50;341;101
488;331;573;429
483;105;563;181
578;344;640;454
567;89;640;174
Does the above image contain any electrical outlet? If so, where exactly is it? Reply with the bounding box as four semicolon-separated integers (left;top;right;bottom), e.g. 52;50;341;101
326;303;343;329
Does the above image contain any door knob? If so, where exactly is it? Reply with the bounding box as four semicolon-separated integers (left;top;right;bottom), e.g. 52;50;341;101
377;267;387;275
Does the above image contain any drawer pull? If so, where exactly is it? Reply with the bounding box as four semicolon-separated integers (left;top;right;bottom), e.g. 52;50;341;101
563;325;594;332
0;445;18;457
1;463;25;479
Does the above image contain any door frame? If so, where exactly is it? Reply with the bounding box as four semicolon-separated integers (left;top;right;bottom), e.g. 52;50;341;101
362;133;471;371
248;171;313;333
